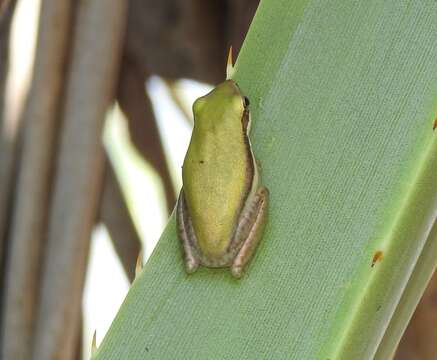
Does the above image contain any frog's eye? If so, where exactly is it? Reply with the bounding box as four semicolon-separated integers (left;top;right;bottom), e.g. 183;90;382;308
243;96;250;108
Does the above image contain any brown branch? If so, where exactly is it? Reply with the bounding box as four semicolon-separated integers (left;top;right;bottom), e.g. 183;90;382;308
0;0;14;126
0;0;16;278
163;79;193;125
1;0;74;358
100;159;142;282
0;1;11;19
0;0;17;268
395;270;437;360
30;1;127;359
0;0;18;350
117;55;177;214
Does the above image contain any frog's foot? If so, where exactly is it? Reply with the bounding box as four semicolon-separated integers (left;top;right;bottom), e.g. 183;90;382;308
176;189;200;274
185;258;199;274
231;186;269;278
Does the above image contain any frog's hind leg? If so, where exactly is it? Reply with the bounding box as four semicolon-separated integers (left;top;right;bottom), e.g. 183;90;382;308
231;186;269;278
176;190;200;273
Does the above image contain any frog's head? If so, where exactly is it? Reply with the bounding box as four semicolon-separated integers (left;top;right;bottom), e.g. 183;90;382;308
193;80;251;134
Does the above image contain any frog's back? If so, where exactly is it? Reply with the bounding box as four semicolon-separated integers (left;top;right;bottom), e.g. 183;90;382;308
182;81;253;260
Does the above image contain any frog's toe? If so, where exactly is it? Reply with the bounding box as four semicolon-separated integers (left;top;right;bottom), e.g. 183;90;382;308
231;265;244;279
185;260;199;274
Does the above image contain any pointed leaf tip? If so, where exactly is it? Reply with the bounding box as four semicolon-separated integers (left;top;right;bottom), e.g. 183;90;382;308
135;248;144;279
226;46;235;79
91;330;97;356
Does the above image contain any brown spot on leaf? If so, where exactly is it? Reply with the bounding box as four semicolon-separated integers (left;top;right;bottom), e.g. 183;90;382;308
371;250;384;267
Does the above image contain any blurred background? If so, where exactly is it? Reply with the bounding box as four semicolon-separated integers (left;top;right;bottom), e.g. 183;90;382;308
0;1;435;359
0;0;259;358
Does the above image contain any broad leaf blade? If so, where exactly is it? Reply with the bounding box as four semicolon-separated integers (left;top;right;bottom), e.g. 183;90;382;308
95;1;437;359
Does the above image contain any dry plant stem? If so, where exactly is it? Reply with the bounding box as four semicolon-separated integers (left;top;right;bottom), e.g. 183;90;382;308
1;0;74;359
117;56;176;214
0;0;16;275
0;0;17;284
74;313;83;360
163;79;193;125
0;0;14;128
395;270;437;360
0;0;17;345
100;159;141;282
31;1;127;359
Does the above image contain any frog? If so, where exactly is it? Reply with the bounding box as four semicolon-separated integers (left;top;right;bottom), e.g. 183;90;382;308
176;75;269;278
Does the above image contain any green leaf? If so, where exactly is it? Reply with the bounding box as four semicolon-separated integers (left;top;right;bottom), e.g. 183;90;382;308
375;221;437;359
95;1;437;358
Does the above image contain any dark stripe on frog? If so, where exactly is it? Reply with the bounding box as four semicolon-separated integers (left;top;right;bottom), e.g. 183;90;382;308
225;108;255;255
